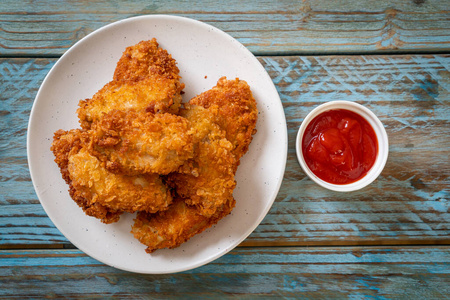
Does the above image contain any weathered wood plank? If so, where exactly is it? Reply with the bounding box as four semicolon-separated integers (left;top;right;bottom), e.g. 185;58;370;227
0;247;449;298
0;55;449;247
253;54;450;245
0;0;449;56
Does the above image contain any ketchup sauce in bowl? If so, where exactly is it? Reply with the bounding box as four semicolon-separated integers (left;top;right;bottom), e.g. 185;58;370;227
296;101;388;192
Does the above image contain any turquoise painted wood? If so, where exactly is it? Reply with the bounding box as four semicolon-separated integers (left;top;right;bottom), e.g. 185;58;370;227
1;0;449;297
1;247;449;298
1;55;449;246
1;0;449;56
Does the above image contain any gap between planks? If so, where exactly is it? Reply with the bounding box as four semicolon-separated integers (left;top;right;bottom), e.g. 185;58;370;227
1;49;450;60
2;238;450;251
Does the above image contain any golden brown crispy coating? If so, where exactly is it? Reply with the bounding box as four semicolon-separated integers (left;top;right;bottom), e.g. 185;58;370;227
131;197;235;253
51;129;122;223
78;39;184;129
130;80;258;251
113;39;181;82
51;129;172;224
88;109;194;175
77;76;183;129
167;105;237;217
68;148;172;214
131;104;239;252
164;77;258;219
52;40;259;254
189;77;258;160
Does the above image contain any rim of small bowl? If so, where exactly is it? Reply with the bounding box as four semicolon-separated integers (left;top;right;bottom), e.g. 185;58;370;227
295;100;389;192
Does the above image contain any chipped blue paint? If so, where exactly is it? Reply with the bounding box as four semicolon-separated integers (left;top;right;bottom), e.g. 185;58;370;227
263;55;450;108
0;2;449;298
1;55;449;246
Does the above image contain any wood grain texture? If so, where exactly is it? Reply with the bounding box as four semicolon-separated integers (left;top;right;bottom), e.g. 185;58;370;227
0;0;449;56
253;54;450;245
2;1;449;297
0;247;449;298
1;55;448;247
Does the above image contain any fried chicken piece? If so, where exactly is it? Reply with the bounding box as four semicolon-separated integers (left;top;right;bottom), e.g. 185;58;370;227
131;197;235;253
128;78;259;253
88;109;194;175
68;148;172;215
113;39;181;82
189;76;258;160
51;129;122;223
77;76;184;129
166;78;258;217
167;105;237;217
131;105;237;251
77;39;184;129
51;129;172;224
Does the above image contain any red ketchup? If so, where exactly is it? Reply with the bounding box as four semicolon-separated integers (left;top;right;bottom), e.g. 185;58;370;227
302;109;378;184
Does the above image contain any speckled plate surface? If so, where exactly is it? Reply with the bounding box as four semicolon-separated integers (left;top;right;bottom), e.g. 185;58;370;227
27;15;287;274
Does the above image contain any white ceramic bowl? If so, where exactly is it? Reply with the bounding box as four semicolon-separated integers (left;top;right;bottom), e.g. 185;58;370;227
296;101;388;192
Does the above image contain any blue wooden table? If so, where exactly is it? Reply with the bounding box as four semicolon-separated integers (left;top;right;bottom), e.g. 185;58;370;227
1;1;449;298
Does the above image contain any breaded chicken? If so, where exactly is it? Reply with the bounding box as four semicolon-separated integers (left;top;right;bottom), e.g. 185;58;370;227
131;197;235;253
88;109;194;175
167;105;237;217
166;77;258;217
77;76;184;129
51;39;259;254
113;39;181;82
131;79;258;251
189;77;258;160
77;39;184;129
51;129;122;223
68;148;172;215
51;129;172;223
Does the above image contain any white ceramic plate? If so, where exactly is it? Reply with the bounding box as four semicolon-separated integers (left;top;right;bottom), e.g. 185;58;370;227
27;15;287;274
